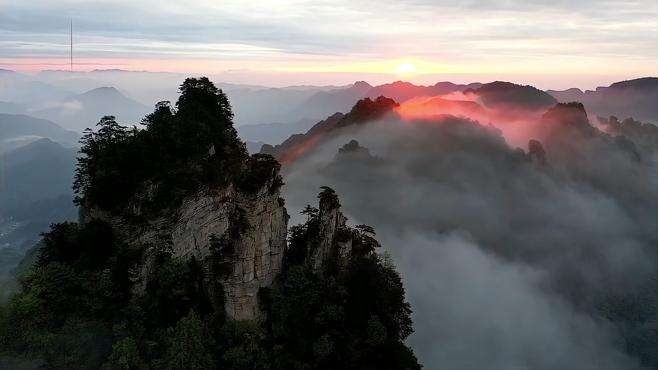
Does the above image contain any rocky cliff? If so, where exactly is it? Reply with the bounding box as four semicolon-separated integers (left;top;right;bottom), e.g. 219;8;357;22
308;188;352;273
82;167;365;320
82;156;288;320
3;78;421;369
73;78;378;322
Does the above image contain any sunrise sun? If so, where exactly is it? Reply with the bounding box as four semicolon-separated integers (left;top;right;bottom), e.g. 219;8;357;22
395;61;417;75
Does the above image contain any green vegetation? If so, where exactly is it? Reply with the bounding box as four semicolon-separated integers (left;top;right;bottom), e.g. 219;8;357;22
262;194;420;369
74;77;253;215
0;78;419;369
0;208;419;369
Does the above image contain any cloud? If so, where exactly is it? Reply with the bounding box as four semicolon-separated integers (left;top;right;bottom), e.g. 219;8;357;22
0;0;656;78
400;232;641;370
281;112;658;369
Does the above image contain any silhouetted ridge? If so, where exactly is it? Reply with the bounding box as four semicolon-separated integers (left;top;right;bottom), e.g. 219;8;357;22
542;102;590;126
609;77;658;90
1;138;76;217
78;86;123;98
368;81;453;102
337;96;399;127
262;97;399;163
32;85;149;132
0;113;79;148
472;81;557;110
548;77;658;122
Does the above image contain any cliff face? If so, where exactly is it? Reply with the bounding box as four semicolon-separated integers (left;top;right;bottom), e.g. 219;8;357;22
303;188;362;277
309;194;349;273
175;181;288;320
7;78;421;369
82;172;363;320
71;77;368;322
83;169;288;321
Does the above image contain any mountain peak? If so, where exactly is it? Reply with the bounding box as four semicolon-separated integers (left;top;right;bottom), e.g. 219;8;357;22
340;96;399;126
263;97;398;163
334;139;377;163
433;81;458;88
541;102;593;133
352;80;373;89
74;86;130;103
82;86;122;96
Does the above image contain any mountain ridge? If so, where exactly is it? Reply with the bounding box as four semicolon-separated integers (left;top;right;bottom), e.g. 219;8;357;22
548;77;658;122
31;86;150;132
0;113;80;152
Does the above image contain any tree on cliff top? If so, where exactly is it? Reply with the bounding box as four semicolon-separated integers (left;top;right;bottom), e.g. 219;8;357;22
74;77;248;213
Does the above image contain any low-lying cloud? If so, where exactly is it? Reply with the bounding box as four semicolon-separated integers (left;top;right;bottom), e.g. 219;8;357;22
282;112;658;369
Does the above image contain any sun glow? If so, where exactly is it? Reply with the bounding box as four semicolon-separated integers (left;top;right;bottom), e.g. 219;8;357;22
395;61;417;75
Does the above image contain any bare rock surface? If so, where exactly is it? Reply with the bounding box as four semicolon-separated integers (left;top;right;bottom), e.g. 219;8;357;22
83;177;288;321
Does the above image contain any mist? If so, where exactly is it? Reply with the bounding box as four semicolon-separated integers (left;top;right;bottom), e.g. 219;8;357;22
281;111;658;369
2;67;657;367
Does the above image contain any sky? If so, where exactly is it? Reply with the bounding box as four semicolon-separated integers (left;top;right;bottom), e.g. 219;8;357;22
1;0;656;89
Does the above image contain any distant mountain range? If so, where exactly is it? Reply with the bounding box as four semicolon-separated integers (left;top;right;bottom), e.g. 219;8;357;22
31;86;150;132
240;77;657;146
1;69;656;143
237;81;484;144
262;80;596;162
548;77;658;123
0;113;79;152
0;138;77;278
237;118;318;144
221;84;340;126
1;138;77;216
287;80;483;124
0;69;73;106
0;109;81;279
232;77;658;132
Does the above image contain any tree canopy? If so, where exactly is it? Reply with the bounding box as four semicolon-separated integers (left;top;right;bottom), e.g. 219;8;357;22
74;77;248;214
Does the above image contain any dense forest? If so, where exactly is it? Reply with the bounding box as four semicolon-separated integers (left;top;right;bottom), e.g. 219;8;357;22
0;78;420;369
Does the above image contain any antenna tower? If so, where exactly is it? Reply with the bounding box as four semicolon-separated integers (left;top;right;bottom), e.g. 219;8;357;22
70;20;73;72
